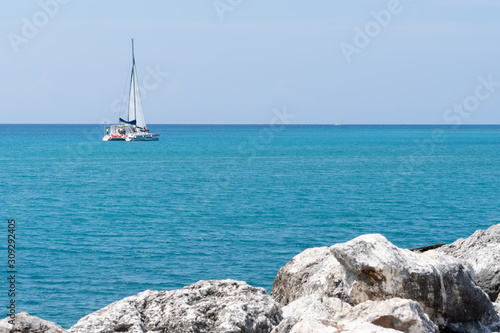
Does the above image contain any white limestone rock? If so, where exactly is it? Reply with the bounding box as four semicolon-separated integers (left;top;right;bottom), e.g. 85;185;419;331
288;318;400;333
69;279;282;333
0;312;67;333
272;295;436;333
271;247;347;306
438;224;500;302
342;298;438;333
281;293;352;320
330;234;498;330
270;293;352;333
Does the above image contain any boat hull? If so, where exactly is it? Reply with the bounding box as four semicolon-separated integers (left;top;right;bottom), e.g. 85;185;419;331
127;133;160;141
102;135;126;141
103;127;159;142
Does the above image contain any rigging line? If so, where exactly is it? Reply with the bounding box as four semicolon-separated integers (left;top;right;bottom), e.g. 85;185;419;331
119;59;130;120
116;41;132;121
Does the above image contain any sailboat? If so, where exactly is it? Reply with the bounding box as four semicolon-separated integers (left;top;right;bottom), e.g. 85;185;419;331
103;39;160;141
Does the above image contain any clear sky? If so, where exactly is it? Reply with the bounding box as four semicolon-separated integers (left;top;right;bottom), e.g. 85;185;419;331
1;0;499;124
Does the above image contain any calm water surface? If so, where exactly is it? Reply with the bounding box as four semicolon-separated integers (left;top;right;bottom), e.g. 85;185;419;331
1;124;500;328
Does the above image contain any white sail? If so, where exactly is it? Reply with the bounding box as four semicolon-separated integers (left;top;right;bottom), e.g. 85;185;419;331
133;66;146;128
128;65;136;124
127;40;147;128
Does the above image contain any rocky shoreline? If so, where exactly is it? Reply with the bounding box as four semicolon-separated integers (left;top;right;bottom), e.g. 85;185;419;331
2;224;500;333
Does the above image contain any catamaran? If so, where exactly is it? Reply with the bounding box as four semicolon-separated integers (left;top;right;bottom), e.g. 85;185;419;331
103;40;159;141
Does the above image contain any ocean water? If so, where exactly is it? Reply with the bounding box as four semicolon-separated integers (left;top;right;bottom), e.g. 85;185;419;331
1;124;500;328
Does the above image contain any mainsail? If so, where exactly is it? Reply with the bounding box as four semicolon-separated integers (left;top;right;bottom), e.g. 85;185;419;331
123;39;147;128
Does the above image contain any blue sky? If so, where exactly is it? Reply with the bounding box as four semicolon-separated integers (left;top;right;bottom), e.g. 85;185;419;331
1;0;499;124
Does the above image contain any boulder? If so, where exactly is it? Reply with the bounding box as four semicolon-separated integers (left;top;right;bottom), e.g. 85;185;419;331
69;279;282;333
272;234;499;331
272;294;436;333
330;234;498;329
492;298;500;332
280;294;352;321
269;317;298;333
287;318;401;333
341;298;438;333
270;294;351;332
271;247;347;306
0;312;67;333
438;224;500;301
445;322;498;333
272;293;352;333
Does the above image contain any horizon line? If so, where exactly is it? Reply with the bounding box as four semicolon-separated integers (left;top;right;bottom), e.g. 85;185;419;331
2;123;500;126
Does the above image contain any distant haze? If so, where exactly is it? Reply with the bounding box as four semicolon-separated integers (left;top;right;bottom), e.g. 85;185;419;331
1;0;499;124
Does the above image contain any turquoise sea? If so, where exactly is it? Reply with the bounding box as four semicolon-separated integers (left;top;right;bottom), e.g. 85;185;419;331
1;124;500;328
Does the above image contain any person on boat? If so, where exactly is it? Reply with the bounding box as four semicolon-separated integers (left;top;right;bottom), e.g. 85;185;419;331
106;128;109;135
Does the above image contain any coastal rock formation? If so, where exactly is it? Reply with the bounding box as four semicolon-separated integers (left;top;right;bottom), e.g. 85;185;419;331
280;294;352;321
69;279;282;333
271;247;346;306
438;224;500;302
495;299;500;333
341;298;438;333
270;294;351;332
2;224;500;333
331;234;498;327
272;233;499;331
0;312;67;333
282;318;401;333
271;294;437;333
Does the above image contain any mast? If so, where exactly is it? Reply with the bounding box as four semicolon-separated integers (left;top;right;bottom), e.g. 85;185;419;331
131;39;136;123
132;39;135;63
124;39;146;128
